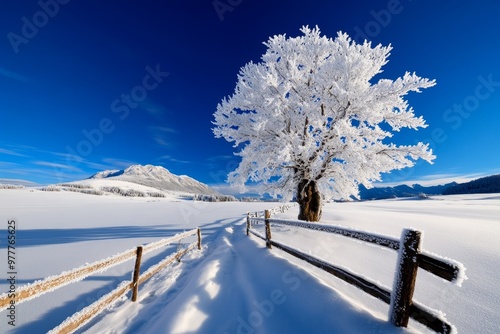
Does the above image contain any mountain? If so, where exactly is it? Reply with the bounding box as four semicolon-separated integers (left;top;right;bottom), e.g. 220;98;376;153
358;182;457;200
358;173;500;200
90;169;123;179
88;164;221;196
443;174;500;195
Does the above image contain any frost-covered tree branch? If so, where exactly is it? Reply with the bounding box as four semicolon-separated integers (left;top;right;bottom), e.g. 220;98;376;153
213;26;436;221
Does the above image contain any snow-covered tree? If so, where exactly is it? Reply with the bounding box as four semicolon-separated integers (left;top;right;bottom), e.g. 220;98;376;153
213;26;436;221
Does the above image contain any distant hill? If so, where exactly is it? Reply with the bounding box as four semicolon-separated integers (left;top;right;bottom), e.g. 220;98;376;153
358;173;500;200
358;182;457;200
443;174;500;195
87;164;221;196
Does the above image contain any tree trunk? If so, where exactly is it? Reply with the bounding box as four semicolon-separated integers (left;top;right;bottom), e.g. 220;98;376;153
297;179;322;222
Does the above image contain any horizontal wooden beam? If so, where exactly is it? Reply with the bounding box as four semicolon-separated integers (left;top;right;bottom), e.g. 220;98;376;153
419;254;460;282
268;218;400;250
248;229;266;240
0;248;136;309
142;229;198;253
49;242;199;333
48;281;132;334
410;303;453;334
259;218;460;282
0;229;199;310
138;243;196;285
269;239;391;304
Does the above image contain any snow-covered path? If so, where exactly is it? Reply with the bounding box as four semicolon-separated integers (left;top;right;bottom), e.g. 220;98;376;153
83;218;409;334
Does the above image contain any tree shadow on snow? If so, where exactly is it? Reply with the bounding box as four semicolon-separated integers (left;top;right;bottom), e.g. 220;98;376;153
0;225;191;248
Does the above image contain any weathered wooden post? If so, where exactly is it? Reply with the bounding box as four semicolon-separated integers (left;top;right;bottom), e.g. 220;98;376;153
131;246;143;302
246;213;250;236
265;210;272;249
390;229;422;327
197;228;202;250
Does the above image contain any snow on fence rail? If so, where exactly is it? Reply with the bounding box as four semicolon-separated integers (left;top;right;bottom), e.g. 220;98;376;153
246;210;466;334
0;228;202;333
248;203;297;219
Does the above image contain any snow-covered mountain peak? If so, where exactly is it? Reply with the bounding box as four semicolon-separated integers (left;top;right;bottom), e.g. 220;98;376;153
89;169;123;179
88;164;220;195
122;164;173;179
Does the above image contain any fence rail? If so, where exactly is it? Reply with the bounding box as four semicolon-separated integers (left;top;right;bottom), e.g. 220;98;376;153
49;241;199;334
255;217;462;283
0;229;199;310
1;228;202;334
247;210;465;334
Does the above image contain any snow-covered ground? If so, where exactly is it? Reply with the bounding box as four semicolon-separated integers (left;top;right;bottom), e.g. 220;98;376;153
0;190;498;333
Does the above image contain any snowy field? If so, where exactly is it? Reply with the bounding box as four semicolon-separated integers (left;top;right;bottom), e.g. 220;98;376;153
0;190;499;333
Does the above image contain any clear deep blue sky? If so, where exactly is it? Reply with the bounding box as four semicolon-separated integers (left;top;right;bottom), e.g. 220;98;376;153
1;0;499;190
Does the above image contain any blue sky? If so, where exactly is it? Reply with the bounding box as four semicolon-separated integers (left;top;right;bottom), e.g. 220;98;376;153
1;0;499;191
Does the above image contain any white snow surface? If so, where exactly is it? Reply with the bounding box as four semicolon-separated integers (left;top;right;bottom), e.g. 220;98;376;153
0;190;499;333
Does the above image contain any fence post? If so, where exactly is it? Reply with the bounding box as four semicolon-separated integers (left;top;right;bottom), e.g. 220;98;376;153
390;229;422;327
131;246;143;302
197;228;202;250
265;210;272;249
246;213;250;236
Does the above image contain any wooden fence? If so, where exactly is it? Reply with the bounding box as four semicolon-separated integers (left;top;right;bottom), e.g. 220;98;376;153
0;228;202;333
247;210;464;334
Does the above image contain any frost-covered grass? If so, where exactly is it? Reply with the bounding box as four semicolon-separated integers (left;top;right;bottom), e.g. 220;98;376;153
39;185;61;191
192;193;238;202
57;183;93;189
0;184;25;189
100;186;145;197
38;179;201;198
0;190;498;333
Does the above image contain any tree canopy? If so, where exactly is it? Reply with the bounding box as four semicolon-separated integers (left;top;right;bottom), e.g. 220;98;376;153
213;26;436;208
